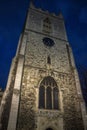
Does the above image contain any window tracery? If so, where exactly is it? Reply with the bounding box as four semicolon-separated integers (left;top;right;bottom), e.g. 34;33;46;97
39;76;59;109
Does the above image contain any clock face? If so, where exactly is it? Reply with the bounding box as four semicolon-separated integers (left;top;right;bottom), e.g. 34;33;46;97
43;37;55;47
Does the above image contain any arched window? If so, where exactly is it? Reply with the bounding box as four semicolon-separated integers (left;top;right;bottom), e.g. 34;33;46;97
47;56;51;64
39;76;59;110
43;17;52;33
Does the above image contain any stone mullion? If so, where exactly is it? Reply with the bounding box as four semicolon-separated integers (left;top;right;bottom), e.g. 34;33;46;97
51;87;53;109
45;86;47;109
51;82;54;109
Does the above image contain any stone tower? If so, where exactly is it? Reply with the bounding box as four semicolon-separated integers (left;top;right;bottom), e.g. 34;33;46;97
0;1;87;130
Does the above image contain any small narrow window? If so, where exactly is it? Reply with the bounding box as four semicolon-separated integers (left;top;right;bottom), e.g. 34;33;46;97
47;56;51;64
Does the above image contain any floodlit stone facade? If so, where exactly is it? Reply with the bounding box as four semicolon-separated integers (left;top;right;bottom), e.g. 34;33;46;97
0;88;3;105
0;2;87;130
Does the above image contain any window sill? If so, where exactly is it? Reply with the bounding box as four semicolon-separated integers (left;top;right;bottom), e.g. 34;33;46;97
37;109;63;118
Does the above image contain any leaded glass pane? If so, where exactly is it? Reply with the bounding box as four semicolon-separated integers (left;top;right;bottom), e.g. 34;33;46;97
46;87;52;109
39;86;45;108
53;87;58;109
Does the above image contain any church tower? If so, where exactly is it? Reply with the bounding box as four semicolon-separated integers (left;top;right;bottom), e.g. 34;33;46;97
0;1;87;130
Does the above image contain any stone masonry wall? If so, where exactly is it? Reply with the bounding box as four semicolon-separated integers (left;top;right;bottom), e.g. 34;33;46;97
0;88;3;105
26;8;67;41
1;57;18;130
17;66;84;130
0;3;85;130
25;31;71;73
17;5;84;130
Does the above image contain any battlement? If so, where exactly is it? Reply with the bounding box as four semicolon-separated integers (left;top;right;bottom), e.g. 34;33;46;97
29;1;64;20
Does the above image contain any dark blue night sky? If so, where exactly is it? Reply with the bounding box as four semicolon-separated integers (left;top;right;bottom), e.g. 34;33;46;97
0;0;87;102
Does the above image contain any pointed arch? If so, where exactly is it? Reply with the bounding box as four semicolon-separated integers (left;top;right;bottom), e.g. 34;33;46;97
47;56;51;64
39;76;59;109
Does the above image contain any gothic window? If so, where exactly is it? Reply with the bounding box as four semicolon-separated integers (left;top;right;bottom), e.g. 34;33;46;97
39;76;59;110
43;17;52;33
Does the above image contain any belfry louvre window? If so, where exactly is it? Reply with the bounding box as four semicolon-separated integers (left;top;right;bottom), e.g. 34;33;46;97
39;76;59;109
43;17;52;33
